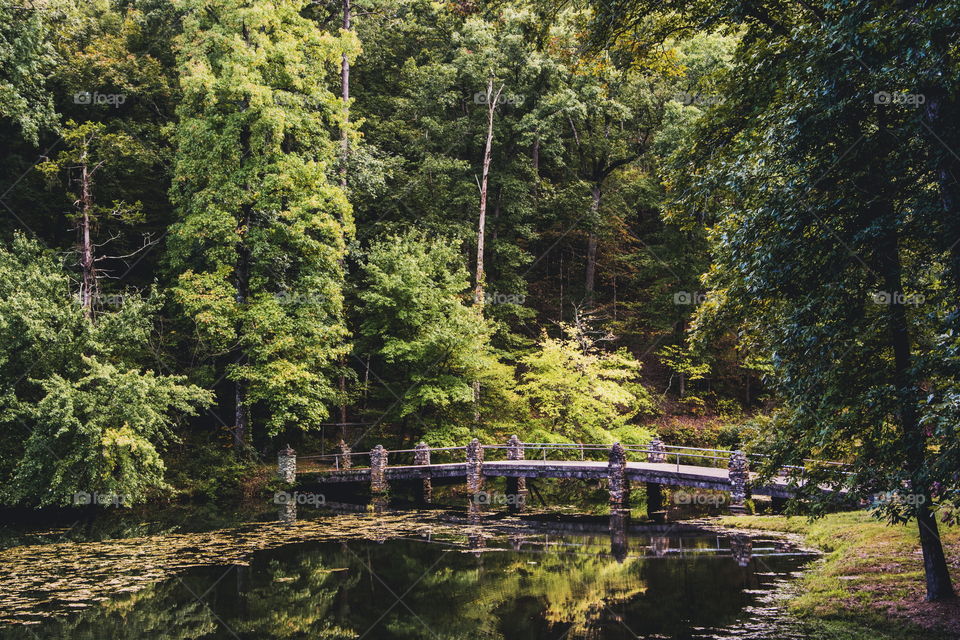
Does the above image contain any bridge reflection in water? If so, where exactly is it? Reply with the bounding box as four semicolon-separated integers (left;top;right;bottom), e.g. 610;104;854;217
277;498;810;569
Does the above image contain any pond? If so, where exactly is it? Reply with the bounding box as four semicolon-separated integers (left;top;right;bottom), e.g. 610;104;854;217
0;502;822;639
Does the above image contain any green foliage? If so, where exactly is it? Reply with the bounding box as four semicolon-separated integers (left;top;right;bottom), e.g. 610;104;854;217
655;416;750;449
356;231;517;444
0;0;58;143
590;0;960;598
10;356;210;506
655;344;710;395
0;0;902;515
0;234;211;506
517;323;656;443
166;0;359;437
36;120;149;221
164;435;256;500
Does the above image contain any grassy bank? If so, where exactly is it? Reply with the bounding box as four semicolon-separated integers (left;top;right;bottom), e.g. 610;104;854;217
719;511;960;639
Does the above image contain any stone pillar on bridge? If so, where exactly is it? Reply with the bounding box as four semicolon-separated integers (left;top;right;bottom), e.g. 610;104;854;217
370;444;388;495
414;441;432;504
608;442;630;510
278;445;296;484
646;438;666;523
466;438;484;494
647;437;666;462
338;440;352;470
505;435;526;512
728;450;749;514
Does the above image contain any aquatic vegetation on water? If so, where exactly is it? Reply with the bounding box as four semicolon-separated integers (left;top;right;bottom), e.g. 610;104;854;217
0;509;816;639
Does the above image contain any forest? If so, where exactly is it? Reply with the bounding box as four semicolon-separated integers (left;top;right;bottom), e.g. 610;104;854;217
1;0;959;606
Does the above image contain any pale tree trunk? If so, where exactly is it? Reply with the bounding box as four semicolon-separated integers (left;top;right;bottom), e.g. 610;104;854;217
676;319;687;398
339;0;351;191
235;381;248;451
336;0;352;435
474;78;503;306
584;183;600;304
78;159;96;319
584;235;597;301
473;78;503;425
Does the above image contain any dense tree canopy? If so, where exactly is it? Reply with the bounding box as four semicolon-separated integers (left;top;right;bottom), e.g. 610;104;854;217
589;0;960;601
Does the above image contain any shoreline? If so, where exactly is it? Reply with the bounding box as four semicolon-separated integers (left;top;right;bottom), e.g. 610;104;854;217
717;511;960;640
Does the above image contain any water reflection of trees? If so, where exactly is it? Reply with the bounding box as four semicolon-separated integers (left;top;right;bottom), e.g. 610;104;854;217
0;513;808;639
212;537;796;640
0;582;216;640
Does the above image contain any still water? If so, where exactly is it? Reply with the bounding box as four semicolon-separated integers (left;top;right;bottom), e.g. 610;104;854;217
0;503;820;639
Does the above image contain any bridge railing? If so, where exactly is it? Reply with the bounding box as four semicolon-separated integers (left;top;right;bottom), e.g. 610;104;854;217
629;444;733;470
295;439;852;478
299;445;474;470
298;450;372;471
503;442;612;463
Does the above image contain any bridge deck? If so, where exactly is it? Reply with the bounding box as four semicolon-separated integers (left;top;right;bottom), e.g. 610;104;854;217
299;459;796;498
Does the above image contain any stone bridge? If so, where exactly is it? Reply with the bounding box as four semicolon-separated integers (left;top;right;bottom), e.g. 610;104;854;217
278;437;847;520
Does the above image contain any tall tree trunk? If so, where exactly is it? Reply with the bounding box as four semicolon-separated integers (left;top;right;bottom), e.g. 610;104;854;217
559;249;564;321
335;0;352;437
339;0;351;190
612;275;617;320
472;78;502;427
78;159;96;320
676;319;687;398
584;183;601;304
878;219;955;601
474;78;503;306
235;381;248;451
871;108;955;600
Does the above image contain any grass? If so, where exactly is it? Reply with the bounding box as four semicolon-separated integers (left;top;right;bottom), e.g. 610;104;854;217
719;511;960;639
